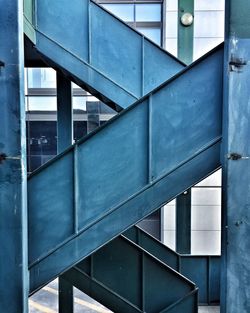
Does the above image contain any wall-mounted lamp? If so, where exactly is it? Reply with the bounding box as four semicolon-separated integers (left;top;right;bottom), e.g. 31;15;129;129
180;12;193;26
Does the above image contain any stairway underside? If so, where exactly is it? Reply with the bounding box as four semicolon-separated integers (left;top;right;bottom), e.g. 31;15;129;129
63;235;198;313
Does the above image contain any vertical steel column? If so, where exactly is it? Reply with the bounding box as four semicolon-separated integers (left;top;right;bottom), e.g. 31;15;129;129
59;277;74;313
175;0;194;253
178;0;194;64
0;1;29;312
57;72;73;153
57;72;74;312
176;190;191;254
221;1;250;312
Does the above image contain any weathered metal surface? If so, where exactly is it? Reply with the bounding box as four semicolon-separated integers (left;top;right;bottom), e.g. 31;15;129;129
62;235;198;313
125;226;221;305
221;1;250;312
28;45;223;293
25;0;185;110
0;0;29;312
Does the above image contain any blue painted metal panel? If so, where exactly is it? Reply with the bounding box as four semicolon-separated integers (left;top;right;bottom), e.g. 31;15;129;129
63;235;197;313
151;47;223;179
29;152;75;262
91;3;142;97
28;46;223;292
36;0;89;61
0;0;29;311
222;37;250;313
180;257;208;304
32;0;185;109
77;102;148;228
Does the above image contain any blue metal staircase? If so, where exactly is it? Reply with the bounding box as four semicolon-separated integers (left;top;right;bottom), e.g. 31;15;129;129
24;0;185;110
23;1;224;311
28;44;223;299
61;224;219;311
63;233;198;313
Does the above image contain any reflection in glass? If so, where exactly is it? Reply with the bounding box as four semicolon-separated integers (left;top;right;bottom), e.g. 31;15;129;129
137;27;161;45
27;68;56;88
136;4;161;22
102;4;134;22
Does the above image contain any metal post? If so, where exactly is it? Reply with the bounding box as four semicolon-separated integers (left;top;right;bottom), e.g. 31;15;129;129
0;1;29;312
221;1;250;312
57;72;73;153
178;0;194;64
59;277;74;313
176;189;191;254
57;71;74;312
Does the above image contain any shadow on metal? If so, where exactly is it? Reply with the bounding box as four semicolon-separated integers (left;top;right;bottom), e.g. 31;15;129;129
125;226;221;305
63;235;198;313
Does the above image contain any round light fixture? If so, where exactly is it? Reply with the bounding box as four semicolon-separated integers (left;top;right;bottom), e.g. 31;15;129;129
181;12;193;26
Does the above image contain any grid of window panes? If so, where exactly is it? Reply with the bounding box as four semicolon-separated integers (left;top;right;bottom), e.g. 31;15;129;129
25;68;117;173
193;0;225;60
97;0;163;45
162;169;221;255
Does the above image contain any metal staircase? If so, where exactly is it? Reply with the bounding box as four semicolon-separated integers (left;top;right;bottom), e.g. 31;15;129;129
24;0;185;110
23;1;224;311
63;233;198;313
28;44;223;296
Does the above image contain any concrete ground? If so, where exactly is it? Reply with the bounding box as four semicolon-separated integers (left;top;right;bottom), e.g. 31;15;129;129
199;306;220;313
29;280;220;313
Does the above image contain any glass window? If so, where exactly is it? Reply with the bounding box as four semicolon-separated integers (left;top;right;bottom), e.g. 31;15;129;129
166;0;178;11
26;96;57;111
193;37;224;60
194;11;224;38
137;27;161;45
135;4;161;22
27;68;56;88
73;96;87;111
192;188;221;206
102;4;134;22
191;230;221;255
195;0;225;11
165;11;178;38
192;205;221;231
164;38;177;56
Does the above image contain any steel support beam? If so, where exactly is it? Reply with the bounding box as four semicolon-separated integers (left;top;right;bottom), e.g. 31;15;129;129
0;1;29;312
57;72;74;312
176;189;191;254
57;72;73;153
221;1;250;312
178;0;194;64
